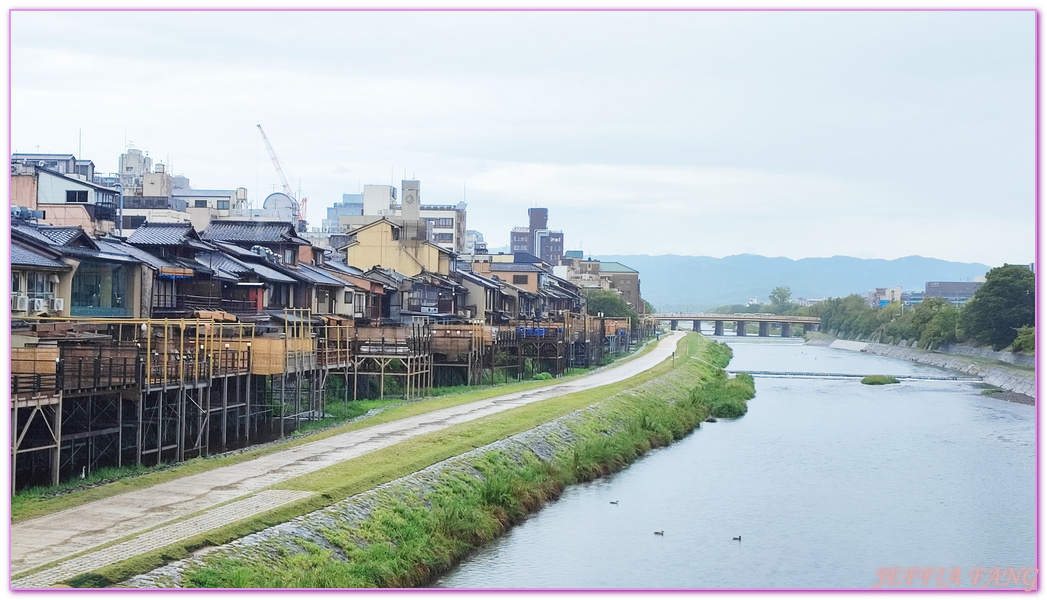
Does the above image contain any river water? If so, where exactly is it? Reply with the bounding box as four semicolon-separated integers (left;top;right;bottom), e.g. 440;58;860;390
435;337;1036;590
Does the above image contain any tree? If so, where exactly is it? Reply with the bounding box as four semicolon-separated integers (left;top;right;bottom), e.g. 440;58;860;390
961;265;1035;350
585;289;638;326
769;286;792;307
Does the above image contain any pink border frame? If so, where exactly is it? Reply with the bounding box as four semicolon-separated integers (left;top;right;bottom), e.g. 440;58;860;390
6;7;1038;590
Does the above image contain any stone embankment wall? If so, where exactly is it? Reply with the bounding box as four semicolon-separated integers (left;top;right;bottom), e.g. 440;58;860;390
121;418;583;588
937;344;1035;368
817;339;1035;398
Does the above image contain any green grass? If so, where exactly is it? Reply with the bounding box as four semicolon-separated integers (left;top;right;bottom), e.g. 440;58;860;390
13;337;663;524
861;375;900;385
164;335;754;589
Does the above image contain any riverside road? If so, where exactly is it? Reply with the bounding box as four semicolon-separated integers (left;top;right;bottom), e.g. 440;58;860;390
11;331;684;588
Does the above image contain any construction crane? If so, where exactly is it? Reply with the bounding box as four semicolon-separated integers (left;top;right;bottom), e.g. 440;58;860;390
256;124;306;224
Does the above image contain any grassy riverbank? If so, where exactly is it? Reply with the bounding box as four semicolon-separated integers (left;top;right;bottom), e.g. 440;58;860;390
173;333;754;588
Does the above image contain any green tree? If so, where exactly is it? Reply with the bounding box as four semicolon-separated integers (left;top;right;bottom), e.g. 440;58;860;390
961;265;1035;350
769;285;792;307
585;289;638;326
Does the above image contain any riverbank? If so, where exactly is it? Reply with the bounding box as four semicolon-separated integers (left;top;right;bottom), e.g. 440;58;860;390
806;334;1034;403
119;333;753;588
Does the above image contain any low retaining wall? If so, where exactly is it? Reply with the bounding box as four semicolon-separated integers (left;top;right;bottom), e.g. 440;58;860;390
825;340;1035;398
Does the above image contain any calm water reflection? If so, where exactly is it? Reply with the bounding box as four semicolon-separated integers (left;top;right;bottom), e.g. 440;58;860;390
436;338;1035;589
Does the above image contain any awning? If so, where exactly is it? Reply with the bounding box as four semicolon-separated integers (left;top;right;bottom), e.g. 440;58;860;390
159;266;195;279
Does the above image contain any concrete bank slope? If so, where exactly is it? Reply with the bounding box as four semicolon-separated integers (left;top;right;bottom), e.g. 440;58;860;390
812;338;1035;399
120;335;734;588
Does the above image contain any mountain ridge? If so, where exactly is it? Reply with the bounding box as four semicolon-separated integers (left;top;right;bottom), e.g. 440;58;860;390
593;253;992;312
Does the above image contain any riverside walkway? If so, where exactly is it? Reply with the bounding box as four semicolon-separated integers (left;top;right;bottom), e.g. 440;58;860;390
11;331;685;588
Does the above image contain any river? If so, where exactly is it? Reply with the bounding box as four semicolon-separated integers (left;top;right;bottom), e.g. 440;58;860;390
435;336;1036;590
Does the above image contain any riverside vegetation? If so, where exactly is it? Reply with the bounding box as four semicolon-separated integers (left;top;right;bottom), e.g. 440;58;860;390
148;333;753;588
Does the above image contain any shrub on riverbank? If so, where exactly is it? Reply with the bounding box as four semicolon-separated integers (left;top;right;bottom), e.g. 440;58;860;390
861;375;899;385
180;335;755;589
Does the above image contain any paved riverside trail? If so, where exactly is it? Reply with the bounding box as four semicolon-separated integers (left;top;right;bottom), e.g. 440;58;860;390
11;331;684;586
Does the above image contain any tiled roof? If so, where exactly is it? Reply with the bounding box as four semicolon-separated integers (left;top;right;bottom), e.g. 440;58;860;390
12;222;59;247
457;269;501;290
37;227;85;246
59;245;140;264
95;239;173;271
195;251;253;277
296;263;348;287
245;261;297;284
201;220;305;244
323;261;364;276
127;222;196;246
11;243;68;270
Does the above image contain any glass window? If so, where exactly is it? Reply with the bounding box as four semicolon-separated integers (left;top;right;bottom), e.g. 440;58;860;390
217;200;230;210
513;274;528;285
65;190;88;203
12;272;20;293
194;200;208;208
26;272;51;299
283;249;295;265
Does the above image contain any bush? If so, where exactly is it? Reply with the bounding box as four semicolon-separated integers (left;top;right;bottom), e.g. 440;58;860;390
861;375;899;385
532;372;552;381
1010;326;1035;354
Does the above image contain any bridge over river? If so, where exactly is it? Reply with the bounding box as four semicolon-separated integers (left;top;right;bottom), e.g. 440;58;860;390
649;313;821;337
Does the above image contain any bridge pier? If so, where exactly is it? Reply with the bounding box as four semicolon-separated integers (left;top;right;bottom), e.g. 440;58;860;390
803;323;816;333
735;321;746;336
759;322;769;337
781;323;792;337
670;320;678;331
714;321;724;336
692;320;701;333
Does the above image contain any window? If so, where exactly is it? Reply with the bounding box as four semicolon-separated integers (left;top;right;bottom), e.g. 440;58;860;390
283;249;295;265
355;293;365;315
125;167;133;172
12;273;20;293
434;233;453;243
123;216;146;229
217;200;230;210
65;190;88;203
194;200;208;208
432;218;453;228
345;291;353;304
513;274;528;285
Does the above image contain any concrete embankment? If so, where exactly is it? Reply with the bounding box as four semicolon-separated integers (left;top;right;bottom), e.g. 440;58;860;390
120;336;748;588
809;337;1035;400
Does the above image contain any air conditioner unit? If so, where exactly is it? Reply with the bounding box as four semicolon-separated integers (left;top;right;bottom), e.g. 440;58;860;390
50;297;65;312
30;298;46;312
11;294;28;311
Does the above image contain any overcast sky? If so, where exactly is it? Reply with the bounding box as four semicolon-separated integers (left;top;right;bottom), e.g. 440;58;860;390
10;9;1035;266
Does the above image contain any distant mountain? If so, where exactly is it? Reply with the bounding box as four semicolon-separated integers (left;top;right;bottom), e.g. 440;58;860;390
593;254;992;312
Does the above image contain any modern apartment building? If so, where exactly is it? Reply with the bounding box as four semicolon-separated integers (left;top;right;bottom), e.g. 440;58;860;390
508;207;564;264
